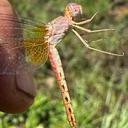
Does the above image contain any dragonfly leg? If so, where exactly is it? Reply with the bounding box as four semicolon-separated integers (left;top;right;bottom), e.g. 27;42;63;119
48;44;77;128
72;24;115;33
72;12;97;25
72;29;124;56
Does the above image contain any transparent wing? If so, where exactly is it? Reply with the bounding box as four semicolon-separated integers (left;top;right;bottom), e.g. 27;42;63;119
0;14;49;75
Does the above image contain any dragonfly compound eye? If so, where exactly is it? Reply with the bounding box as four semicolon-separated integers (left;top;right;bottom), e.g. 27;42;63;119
64;3;82;20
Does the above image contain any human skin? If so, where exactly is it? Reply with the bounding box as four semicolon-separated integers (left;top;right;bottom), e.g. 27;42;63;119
0;0;36;113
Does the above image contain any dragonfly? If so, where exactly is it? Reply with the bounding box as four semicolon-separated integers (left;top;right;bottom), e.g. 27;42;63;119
0;2;124;128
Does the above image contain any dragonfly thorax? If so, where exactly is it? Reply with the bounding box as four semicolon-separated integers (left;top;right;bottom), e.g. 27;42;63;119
46;3;83;45
46;16;71;45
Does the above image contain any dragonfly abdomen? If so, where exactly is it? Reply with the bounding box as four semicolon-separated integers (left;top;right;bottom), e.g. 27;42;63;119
48;45;77;128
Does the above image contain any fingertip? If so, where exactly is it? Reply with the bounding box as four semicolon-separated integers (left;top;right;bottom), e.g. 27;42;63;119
16;69;36;97
0;0;14;15
0;0;36;113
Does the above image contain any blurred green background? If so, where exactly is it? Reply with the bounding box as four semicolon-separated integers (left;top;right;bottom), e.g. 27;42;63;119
0;0;128;128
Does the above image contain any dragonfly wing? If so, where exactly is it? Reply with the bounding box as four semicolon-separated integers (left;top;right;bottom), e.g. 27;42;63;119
24;39;49;65
0;14;49;75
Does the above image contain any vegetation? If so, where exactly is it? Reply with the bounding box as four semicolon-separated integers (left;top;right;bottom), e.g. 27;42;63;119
0;0;128;128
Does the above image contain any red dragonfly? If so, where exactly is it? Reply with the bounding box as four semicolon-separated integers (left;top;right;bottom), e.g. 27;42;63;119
0;3;124;128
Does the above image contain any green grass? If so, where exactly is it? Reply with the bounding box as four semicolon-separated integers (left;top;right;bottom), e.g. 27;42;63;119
0;0;127;128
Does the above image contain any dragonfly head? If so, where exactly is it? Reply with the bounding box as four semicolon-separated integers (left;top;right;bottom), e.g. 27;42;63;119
64;3;82;21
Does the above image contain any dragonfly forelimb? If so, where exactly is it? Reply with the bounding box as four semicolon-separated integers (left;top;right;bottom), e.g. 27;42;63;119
72;24;115;33
72;12;98;25
72;29;124;56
